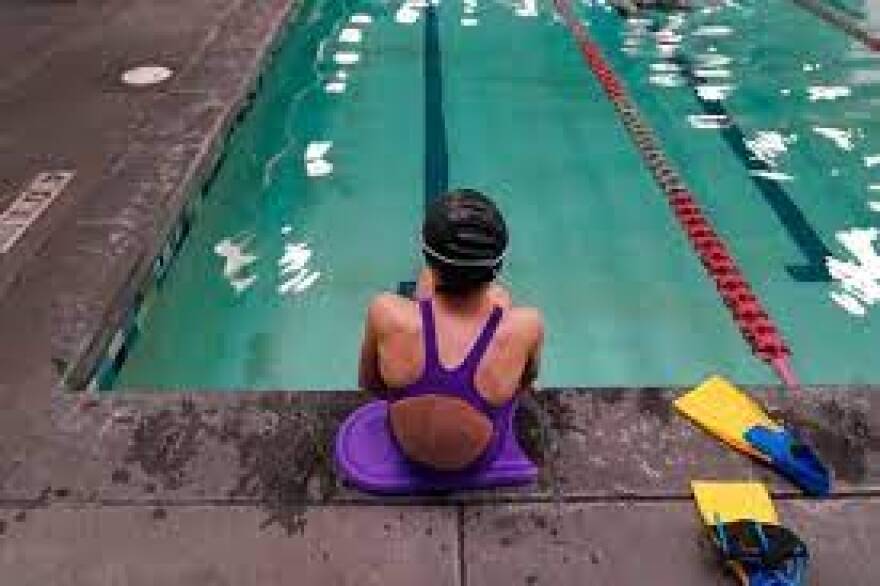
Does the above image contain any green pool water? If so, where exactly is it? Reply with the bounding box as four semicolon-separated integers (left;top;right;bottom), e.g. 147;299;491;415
113;0;880;390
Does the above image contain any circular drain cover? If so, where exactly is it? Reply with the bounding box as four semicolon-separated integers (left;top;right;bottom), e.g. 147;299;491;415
121;65;173;87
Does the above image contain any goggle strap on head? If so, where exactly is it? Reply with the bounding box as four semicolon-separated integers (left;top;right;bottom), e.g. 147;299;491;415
421;236;506;268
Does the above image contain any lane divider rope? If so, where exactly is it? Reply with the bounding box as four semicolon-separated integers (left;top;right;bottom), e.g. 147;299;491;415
553;0;800;389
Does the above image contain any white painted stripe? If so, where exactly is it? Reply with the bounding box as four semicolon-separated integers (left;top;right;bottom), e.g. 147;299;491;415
0;171;74;254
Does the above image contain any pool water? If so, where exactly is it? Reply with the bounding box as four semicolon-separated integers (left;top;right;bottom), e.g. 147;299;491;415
113;0;880;390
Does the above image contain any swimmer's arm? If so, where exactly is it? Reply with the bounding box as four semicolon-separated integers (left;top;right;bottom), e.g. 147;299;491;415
520;309;544;390
358;301;388;396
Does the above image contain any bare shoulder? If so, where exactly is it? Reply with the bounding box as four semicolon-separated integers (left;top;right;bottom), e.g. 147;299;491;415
503;306;544;342
367;293;419;332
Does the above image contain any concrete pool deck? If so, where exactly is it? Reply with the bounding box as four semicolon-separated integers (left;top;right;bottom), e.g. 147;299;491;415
0;0;878;584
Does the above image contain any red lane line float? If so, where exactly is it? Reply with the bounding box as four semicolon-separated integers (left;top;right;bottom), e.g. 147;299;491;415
553;0;799;389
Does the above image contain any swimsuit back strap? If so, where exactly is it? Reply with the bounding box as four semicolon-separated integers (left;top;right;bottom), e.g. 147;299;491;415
418;298;441;375
457;305;504;378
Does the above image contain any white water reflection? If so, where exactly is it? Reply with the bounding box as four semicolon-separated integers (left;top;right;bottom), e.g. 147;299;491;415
807;86;851;101
333;51;360;65
696;84;734;101
694;53;732;68
650;74;686;87
278;241;321;295
350;13;372;25
692;25;733;37
688;114;731;129
515;0;538;18
750;170;795;182
694;68;732;79
813;127;857;151
745;131;796;168
339;27;362;44
395;1;424;25
305;141;334;177
827;228;880;317
214;236;259;294
650;62;682;73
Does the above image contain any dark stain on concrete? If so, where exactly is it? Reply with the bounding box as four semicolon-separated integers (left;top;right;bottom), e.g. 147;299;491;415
526;574;538;585
52;487;70;498
9;486;52;528
125;400;206;490
111;468;131;484
535;391;580;434
597;388;625;404
804;397;876;483
516;398;548;466
151;507;167;521
636;388;673;424
493;513;530;549
227;396;339;536
0;519;6;535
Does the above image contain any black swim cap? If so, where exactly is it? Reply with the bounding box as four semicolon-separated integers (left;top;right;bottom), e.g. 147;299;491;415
422;189;508;294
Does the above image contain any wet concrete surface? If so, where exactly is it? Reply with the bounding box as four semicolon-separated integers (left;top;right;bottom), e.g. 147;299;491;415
0;0;879;583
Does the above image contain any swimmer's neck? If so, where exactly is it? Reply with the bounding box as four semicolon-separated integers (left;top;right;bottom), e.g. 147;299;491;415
432;286;495;313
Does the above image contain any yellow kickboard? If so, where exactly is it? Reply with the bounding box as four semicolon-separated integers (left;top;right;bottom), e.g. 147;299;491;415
674;375;781;459
691;481;779;526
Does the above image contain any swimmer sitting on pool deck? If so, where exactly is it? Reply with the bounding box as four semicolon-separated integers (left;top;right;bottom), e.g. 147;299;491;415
334;189;544;494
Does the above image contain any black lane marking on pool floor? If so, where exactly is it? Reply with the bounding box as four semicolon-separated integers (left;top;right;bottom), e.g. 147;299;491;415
398;5;450;298
657;44;832;282
424;5;450;204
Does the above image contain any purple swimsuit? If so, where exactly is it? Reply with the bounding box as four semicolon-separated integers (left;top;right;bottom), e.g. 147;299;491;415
389;299;516;469
334;298;537;494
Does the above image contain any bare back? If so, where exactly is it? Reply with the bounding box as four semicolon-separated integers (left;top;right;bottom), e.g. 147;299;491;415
359;288;543;471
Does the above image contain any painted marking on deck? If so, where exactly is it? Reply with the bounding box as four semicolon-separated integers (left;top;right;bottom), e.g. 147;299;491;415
0;171;75;254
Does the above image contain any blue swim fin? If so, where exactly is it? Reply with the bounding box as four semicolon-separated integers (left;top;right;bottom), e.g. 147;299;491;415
676;377;832;496
744;426;831;497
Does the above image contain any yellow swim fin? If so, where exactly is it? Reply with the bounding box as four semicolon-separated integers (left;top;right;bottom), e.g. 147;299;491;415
691;481;778;527
674;375;782;460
